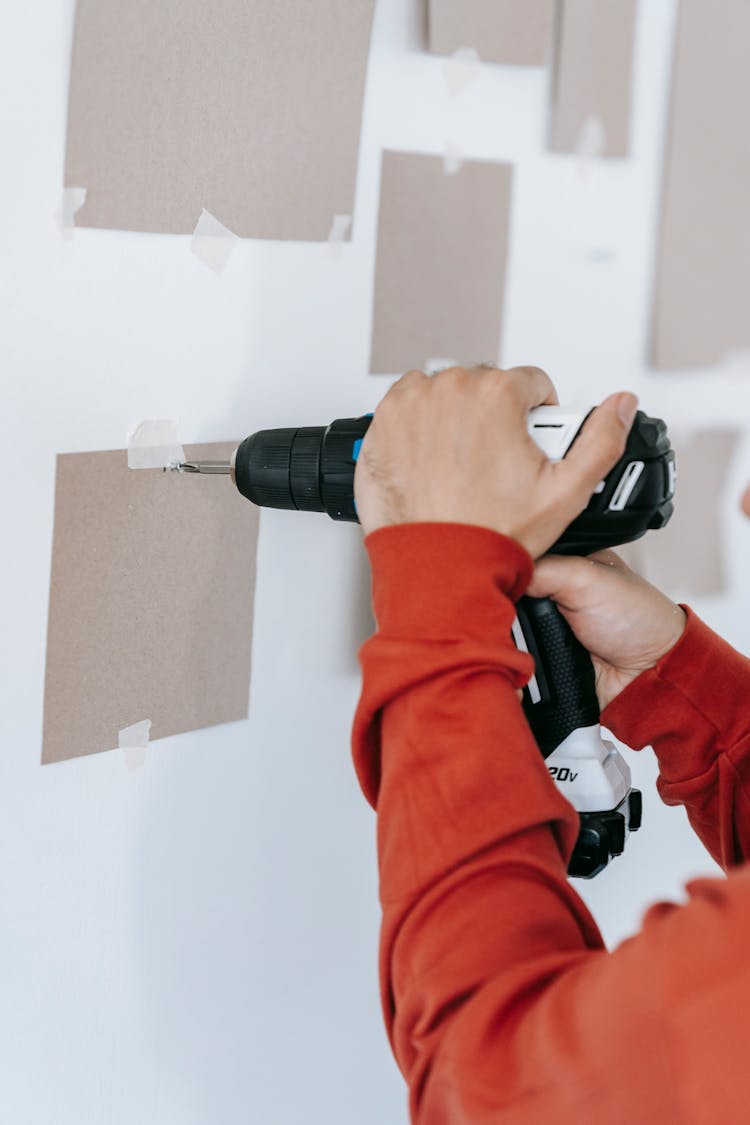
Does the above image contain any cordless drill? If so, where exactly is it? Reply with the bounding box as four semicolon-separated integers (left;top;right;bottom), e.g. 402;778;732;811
174;408;675;878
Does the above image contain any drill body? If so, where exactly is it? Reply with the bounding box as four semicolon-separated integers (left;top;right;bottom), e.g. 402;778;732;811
224;408;675;877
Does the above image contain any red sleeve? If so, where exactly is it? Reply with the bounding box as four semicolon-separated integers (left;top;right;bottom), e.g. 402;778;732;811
602;608;750;871
351;522;750;1123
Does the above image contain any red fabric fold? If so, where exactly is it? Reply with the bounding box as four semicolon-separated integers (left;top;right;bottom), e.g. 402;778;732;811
351;523;750;1122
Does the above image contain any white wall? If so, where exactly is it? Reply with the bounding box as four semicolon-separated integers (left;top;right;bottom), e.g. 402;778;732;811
2;0;748;1121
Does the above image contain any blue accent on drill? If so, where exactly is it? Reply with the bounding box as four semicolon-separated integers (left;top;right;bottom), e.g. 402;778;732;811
351;415;373;463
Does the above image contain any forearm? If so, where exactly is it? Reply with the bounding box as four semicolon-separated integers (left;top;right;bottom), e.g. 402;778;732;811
351;525;750;1122
351;523;605;1113
602;609;750;870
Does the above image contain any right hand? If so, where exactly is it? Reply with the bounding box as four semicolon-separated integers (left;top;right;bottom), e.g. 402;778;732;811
354;365;638;558
526;550;687;711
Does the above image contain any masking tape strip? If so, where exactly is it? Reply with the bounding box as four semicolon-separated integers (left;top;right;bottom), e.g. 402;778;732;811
443;141;464;175
127;419;185;469
119;718;152;771
191;207;239;274
57;186;87;239
328;213;352;258
441;47;481;97
576;114;607;173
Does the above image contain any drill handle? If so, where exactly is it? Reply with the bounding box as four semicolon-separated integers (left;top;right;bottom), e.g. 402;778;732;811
515;596;600;758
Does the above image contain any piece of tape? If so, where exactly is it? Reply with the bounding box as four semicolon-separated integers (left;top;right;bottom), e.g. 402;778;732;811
328;213;352;259
57;187;87;239
191;208;239;274
127;420;185;469
576;114;607;175
119;719;151;771
441;47;481;97
443;141;464;175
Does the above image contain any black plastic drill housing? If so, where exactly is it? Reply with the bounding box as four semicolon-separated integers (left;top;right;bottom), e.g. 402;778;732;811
232;411;674;553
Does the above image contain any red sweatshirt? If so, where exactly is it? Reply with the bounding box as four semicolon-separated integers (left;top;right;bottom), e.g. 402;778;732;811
351;522;750;1124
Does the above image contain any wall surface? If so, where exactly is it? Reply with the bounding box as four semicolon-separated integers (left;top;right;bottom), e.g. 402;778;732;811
2;1;750;1122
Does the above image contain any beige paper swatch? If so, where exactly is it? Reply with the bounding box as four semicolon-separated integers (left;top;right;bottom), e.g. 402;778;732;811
428;0;555;66
42;444;259;764
619;431;740;598
369;151;513;374
550;0;637;158
652;0;750;369
64;0;375;239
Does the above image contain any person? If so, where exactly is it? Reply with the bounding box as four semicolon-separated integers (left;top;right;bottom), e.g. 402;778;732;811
350;364;750;1124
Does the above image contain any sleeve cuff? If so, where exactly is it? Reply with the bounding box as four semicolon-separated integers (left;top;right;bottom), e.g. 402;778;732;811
602;607;750;785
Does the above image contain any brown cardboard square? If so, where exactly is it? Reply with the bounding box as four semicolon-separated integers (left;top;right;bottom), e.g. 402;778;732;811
428;0;556;66
42;444;259;764
64;0;375;239
550;0;637;158
369;151;513;374
652;0;750;369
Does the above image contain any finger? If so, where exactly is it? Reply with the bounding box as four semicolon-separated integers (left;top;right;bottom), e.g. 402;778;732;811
555;392;638;502
741;484;750;519
526;554;592;602
505;365;559;408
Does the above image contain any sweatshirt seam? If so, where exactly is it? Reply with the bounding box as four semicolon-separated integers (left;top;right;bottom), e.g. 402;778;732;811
724;728;750;776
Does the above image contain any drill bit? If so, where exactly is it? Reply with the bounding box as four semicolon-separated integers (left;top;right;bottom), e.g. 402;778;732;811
169;460;232;474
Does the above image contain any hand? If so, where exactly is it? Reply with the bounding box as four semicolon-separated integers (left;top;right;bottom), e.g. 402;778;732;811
527;550;687;710
353;364;640;559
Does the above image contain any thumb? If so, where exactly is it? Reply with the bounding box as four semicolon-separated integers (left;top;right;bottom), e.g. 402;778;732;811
555;393;639;504
526;554;594;608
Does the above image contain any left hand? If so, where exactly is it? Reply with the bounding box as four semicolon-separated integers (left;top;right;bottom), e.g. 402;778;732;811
353;365;639;560
527;549;686;710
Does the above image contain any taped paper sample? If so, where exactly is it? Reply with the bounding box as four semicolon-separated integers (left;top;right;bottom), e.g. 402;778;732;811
369;151;513;374
42;444;259;764
550;0;637;157
652;0;750;369
428;0;555;66
620;431;740;598
64;0;375;239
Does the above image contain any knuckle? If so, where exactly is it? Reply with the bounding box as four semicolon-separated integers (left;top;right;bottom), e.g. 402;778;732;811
433;365;465;382
490;374;516;399
393;368;425;391
512;364;549;380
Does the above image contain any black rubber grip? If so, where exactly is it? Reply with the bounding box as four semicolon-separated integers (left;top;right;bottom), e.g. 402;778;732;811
516;596;600;758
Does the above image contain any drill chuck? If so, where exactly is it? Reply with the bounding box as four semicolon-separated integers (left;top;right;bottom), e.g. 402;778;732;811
233;418;367;522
